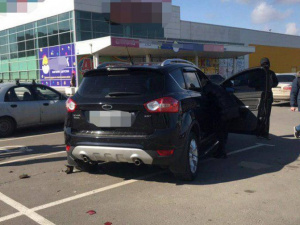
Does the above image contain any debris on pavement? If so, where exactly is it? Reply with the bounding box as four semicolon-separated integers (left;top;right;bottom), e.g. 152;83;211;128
86;210;96;215
19;174;30;179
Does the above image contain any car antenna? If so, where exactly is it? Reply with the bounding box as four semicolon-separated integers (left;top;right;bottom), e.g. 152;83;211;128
126;45;134;66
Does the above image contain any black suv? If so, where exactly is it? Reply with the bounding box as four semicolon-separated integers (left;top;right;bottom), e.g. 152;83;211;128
65;59;270;180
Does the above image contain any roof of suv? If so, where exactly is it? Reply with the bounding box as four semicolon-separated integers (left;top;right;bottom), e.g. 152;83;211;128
84;63;198;77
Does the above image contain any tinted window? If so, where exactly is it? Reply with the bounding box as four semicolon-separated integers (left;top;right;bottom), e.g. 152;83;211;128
5;86;34;102
183;72;201;89
33;86;60;100
277;75;295;83
224;69;266;92
169;69;185;89
78;71;164;98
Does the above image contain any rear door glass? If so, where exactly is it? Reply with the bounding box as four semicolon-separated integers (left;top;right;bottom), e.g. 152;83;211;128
78;70;164;98
183;72;201;89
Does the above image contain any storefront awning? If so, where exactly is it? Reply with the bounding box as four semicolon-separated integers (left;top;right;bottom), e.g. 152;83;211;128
75;36;255;59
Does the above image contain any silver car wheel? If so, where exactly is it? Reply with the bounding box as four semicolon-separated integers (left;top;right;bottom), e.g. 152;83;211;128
189;139;198;174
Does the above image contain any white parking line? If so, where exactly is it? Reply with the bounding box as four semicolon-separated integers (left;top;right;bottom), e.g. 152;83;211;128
0;192;55;225
0;132;63;143
0;151;65;166
0;143;274;223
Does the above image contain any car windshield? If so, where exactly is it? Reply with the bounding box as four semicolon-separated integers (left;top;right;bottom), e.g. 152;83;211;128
277;75;295;83
78;70;164;98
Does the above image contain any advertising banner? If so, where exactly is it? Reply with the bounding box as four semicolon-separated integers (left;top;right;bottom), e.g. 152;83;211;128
39;44;76;87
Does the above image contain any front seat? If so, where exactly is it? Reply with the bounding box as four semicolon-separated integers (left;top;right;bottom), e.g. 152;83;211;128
23;92;33;101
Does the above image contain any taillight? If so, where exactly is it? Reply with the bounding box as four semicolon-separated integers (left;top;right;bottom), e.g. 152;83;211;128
144;97;179;113
66;98;76;112
283;86;292;91
157;150;174;156
66;145;71;152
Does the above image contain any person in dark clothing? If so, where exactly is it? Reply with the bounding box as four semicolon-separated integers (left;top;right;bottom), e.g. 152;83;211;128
257;57;278;139
202;81;240;158
290;71;300;138
70;72;76;87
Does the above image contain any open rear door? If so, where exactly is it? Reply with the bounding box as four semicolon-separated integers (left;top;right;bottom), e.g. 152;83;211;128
221;67;270;136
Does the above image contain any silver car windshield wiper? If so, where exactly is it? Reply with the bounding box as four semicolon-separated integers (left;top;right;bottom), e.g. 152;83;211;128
106;92;142;97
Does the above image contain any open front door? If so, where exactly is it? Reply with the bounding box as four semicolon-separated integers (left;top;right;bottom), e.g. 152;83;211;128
221;67;270;136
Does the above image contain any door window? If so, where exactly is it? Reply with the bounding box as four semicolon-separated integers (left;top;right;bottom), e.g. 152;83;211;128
183;71;201;89
33;86;60;100
224;69;266;93
5;86;34;102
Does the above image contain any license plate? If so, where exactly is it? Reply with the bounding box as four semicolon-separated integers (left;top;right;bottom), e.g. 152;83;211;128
89;111;133;127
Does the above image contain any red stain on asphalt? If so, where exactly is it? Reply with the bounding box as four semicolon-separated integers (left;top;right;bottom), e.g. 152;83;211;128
86;210;96;215
104;222;112;225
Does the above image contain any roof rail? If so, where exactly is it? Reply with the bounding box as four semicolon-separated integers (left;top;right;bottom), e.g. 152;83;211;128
97;62;131;69
161;59;196;67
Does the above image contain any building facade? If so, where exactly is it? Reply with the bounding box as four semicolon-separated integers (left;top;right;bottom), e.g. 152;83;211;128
0;0;299;91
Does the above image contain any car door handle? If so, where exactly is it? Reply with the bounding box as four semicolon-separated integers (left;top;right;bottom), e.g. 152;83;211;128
10;104;17;108
43;103;49;106
240;106;250;109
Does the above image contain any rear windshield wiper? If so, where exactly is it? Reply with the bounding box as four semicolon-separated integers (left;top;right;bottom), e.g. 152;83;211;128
106;92;142;97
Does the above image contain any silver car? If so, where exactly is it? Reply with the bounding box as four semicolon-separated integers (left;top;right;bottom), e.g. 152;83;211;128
272;73;296;102
0;82;67;137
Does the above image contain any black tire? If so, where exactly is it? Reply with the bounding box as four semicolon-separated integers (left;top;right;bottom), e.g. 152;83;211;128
0;117;15;138
173;132;200;181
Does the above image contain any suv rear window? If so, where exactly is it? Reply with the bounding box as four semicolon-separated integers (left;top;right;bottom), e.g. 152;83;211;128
78;70;164;98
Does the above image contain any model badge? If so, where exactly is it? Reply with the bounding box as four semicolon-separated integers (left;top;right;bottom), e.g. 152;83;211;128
102;104;113;110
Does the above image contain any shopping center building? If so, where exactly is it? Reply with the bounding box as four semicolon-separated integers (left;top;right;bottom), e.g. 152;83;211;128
0;0;300;90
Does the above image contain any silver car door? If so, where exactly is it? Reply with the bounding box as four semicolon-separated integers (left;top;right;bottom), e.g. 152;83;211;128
4;86;40;127
33;85;66;124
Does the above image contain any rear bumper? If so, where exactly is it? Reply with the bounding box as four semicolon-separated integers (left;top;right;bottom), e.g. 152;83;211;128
65;127;186;166
72;146;154;164
273;94;290;101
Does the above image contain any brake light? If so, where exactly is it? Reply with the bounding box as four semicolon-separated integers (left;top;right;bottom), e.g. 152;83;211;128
66;98;76;112
66;145;71;152
144;97;179;113
157;150;174;156
283;86;292;91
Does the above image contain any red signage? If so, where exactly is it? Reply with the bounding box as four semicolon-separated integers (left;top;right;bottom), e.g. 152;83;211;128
204;44;224;52
111;37;139;48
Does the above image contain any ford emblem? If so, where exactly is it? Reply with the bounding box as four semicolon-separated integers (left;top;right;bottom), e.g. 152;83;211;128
102;104;113;110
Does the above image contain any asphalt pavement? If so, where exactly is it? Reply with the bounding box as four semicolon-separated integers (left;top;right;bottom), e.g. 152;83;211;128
0;104;299;225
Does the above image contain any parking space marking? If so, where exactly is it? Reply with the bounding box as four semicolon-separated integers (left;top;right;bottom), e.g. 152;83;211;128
0;132;63;143
0;192;55;225
0;151;65;166
0;143;275;224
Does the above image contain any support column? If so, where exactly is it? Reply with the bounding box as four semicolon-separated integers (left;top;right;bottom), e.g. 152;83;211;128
146;54;151;63
195;55;199;67
93;53;99;69
233;57;237;74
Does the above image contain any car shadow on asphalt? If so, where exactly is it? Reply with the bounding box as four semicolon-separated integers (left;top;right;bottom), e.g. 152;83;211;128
0;144;65;166
94;134;300;185
0;123;64;139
